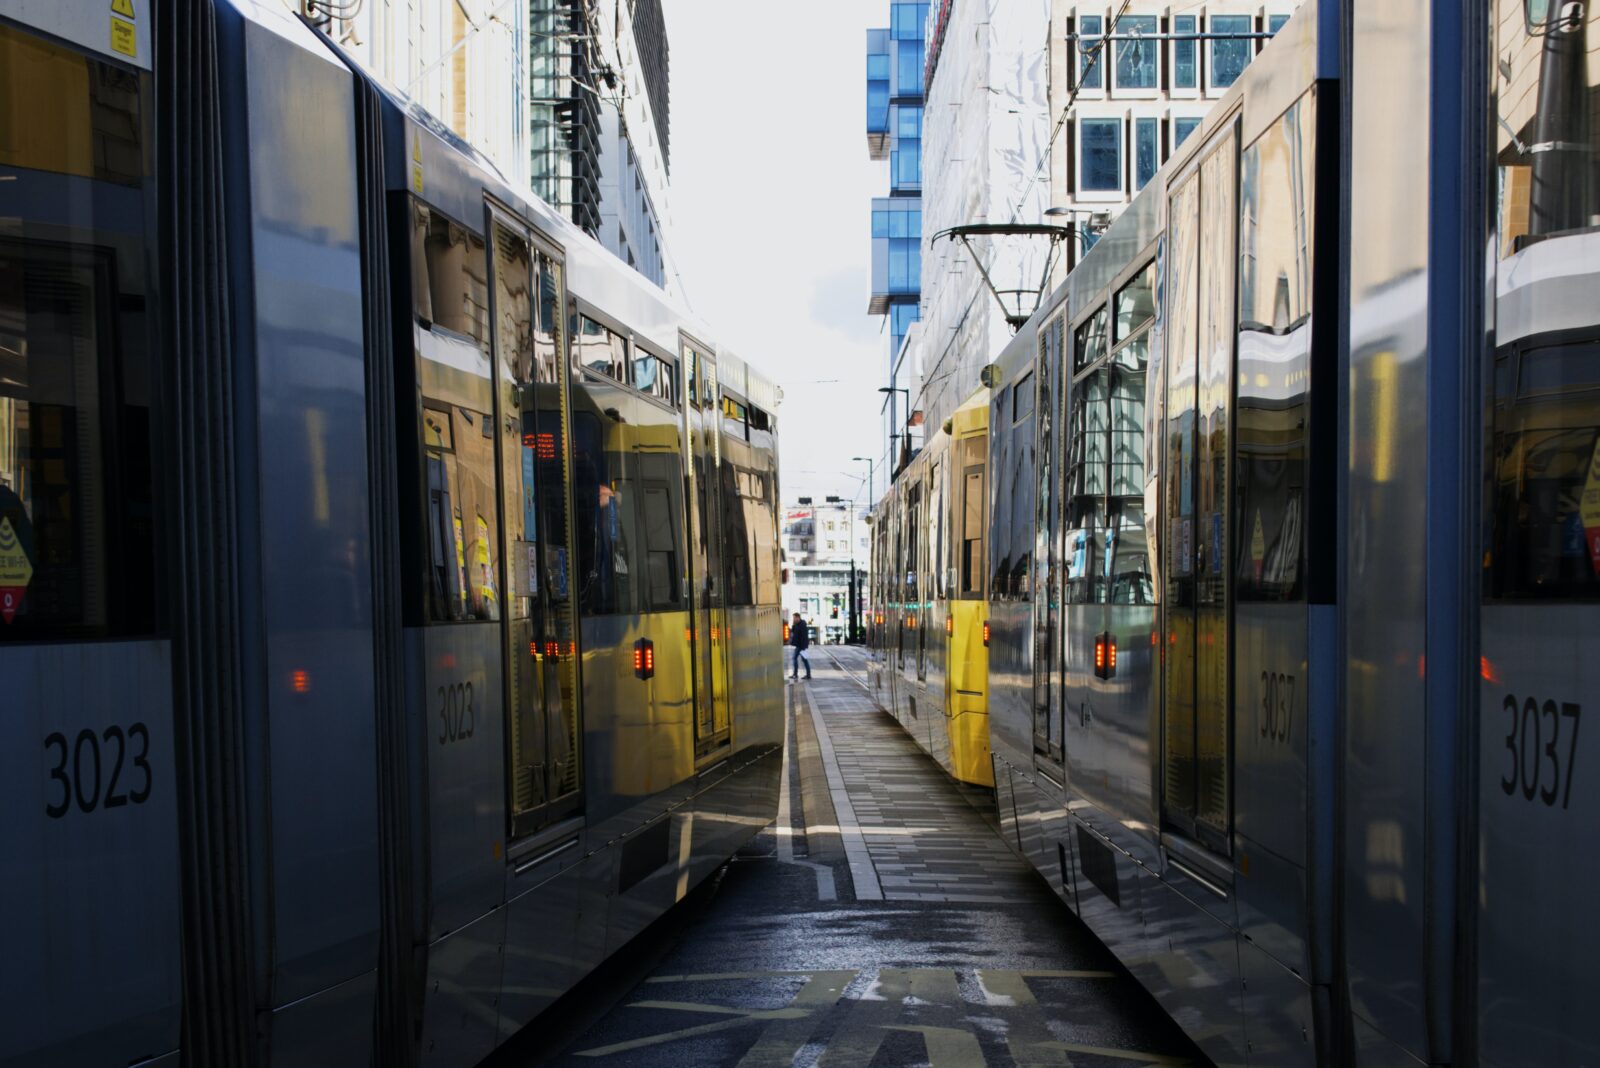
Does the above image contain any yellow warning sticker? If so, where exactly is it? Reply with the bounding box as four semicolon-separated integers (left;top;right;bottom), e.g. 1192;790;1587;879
1581;435;1600;577
411;163;424;195
111;0;136;17
0;516;34;624
110;16;137;57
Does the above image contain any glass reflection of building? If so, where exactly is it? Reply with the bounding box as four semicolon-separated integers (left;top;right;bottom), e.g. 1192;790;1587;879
1488;0;1600;601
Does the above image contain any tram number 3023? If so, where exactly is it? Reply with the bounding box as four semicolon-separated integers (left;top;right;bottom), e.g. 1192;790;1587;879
43;724;153;818
1501;695;1582;810
438;681;476;745
1260;672;1294;745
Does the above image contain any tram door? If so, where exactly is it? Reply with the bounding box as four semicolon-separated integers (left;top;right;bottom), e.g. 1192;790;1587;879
1161;129;1238;853
684;341;730;756
490;215;582;837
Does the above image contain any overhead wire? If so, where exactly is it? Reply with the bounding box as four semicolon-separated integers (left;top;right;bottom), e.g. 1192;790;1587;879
1005;0;1136;225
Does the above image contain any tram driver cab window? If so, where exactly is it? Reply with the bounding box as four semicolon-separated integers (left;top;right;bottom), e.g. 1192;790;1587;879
0;26;158;641
411;203;501;622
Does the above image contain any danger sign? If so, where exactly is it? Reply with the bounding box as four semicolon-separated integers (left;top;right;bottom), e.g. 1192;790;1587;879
0;515;33;624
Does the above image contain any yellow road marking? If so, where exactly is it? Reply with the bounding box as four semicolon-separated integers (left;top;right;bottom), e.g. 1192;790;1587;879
883;1025;986;1066
576;968;1182;1064
1034;1042;1191;1064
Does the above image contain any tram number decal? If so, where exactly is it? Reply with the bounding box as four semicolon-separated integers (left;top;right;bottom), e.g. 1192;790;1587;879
1259;672;1294;744
437;682;476;745
1500;695;1581;809
43;724;153;818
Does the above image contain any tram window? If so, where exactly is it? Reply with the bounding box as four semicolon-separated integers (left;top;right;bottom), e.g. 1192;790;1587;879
1236;96;1313;603
958;434;986;598
1007;418;1036;599
1075;305;1109;372
414;205;490;342
575;315;628;381
1115;264;1156;344
1013;372;1035;421
989;398;1013;597
413;203;498;623
723;395;749;440
723;461;755;608
1487;343;1600;600
642;483;683;609
571;404;637;617
633;352;675;405
0;30;157;640
1065;369;1111;604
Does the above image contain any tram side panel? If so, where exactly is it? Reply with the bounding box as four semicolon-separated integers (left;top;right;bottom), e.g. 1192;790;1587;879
1343;4;1434;1061
1478;3;1600;1063
0;12;182;1064
226;8;384;1060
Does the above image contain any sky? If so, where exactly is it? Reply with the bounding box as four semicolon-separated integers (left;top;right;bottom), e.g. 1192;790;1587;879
663;0;890;510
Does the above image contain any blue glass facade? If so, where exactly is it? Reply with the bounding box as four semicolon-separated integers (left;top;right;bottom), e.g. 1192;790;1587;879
867;2;928;369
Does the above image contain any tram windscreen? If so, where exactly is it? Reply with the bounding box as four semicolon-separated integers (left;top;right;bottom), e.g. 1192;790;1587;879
0;26;157;640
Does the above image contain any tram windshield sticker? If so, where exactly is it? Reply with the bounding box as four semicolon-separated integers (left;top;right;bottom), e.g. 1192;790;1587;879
0;515;34;624
1582;433;1600;578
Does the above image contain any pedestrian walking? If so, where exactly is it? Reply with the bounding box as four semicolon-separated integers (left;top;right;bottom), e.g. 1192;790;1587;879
789;612;812;681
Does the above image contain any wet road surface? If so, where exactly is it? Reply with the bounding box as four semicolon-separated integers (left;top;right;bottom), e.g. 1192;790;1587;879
489;646;1203;1067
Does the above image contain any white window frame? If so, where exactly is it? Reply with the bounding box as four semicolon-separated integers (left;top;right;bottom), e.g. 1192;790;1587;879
1168;12;1202;100
1074;9;1108;100
1131;111;1162;194
1076;114;1125;201
1169;109;1208;161
1205;11;1257;96
1108;13;1161;99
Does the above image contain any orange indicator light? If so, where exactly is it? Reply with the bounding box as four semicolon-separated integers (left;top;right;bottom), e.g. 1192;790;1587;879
945;615;954;635
982;621;990;647
291;669;311;694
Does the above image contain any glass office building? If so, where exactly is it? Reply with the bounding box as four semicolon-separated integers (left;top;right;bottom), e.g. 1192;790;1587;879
867;4;929;374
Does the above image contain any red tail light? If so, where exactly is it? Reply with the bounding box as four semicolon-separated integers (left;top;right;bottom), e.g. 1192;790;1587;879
1108;637;1117;672
783;623;790;642
1094;635;1107;672
291;669;311;694
945;615;954;635
633;638;655;679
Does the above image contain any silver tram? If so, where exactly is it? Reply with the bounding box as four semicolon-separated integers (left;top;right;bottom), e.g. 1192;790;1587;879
879;1;1600;1063
0;3;784;1066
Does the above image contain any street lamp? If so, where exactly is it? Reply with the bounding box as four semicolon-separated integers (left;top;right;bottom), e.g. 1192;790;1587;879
851;456;875;507
878;385;911;469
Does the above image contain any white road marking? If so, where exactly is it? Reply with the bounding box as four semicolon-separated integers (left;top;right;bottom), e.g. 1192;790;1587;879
799;677;884;902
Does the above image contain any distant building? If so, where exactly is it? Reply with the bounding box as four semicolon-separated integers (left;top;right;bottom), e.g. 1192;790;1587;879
1046;3;1299;285
781;501;870;646
866;3;929;471
297;0;675;292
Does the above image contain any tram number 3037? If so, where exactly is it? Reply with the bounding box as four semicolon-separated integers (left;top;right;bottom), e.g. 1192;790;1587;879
42;724;154;818
1500;695;1583;810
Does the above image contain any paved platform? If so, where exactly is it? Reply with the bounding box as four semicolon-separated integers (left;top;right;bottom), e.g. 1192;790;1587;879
491;646;1202;1068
